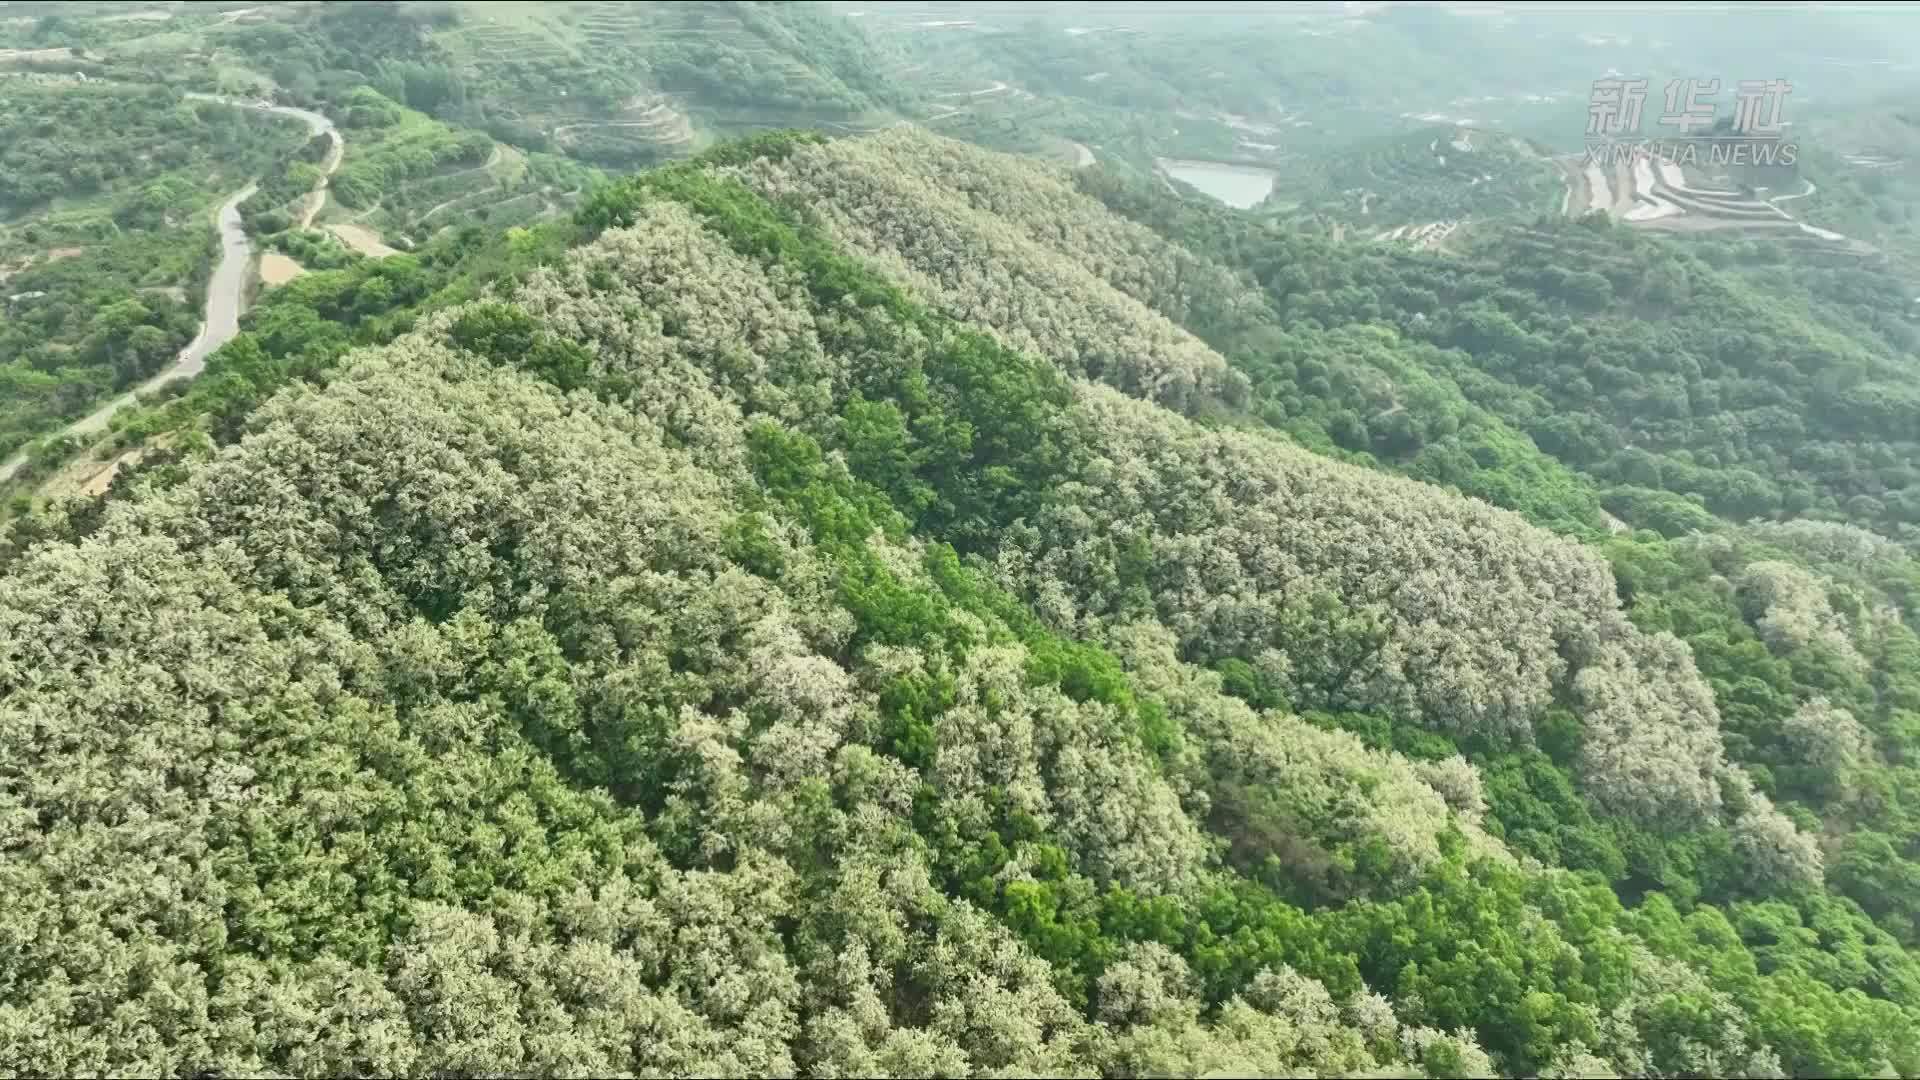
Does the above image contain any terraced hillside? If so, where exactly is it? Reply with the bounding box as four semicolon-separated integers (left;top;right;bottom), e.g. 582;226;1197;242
314;133;602;249
1556;141;1883;264
1;3;915;167
1787;101;1920;278
423;1;909;162
1266;126;1565;241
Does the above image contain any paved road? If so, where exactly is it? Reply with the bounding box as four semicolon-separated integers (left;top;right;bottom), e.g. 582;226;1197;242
0;98;338;485
70;182;255;437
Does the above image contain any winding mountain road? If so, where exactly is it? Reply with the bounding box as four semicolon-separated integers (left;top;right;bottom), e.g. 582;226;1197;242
1768;178;1817;206
0;97;339;485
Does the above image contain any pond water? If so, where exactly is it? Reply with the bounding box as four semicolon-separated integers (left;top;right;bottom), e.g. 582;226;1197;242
1156;157;1278;208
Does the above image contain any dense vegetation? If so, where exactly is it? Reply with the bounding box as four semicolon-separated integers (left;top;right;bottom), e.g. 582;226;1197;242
236;131;335;236
3;121;1919;1076
144;2;914;165
1790;100;1920;279
328;88;493;210
0;80;305;457
1266;127;1565;228
0;83;261;211
1064;163;1920;539
6;3;1920;1076
1062;140;1920;973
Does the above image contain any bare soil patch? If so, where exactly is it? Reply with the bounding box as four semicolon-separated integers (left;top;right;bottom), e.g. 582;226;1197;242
258;252;305;286
327;223;400;258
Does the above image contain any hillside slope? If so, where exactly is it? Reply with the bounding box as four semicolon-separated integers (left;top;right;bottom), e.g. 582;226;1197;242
4;131;1920;1077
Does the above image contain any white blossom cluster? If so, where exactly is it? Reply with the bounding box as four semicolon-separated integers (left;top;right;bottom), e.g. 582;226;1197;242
736;134;1252;414
0;340;1496;1074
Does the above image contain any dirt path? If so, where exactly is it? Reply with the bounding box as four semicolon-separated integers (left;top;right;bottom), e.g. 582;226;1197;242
79;447;148;497
1769;179;1817;206
181;94;341;230
550;120;677;137
294;127;344;229
551;106;684;142
327;223;400;258
415;145;508;223
1583;161;1612;213
1799;222;1849;242
938;80;1008;99
417;191;472;225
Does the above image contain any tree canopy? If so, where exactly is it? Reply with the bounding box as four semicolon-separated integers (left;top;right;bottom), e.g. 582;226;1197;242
7;127;1920;1076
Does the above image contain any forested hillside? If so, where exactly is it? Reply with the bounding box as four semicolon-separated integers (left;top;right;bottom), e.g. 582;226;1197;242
5;125;1920;1077
5;3;1920;1076
1069;164;1920;538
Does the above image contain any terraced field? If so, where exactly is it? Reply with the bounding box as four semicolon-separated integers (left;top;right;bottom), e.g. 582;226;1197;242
1778;104;1920;277
1268;126;1563;239
1561;142;1881;260
320;142;594;247
426;2;903;164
